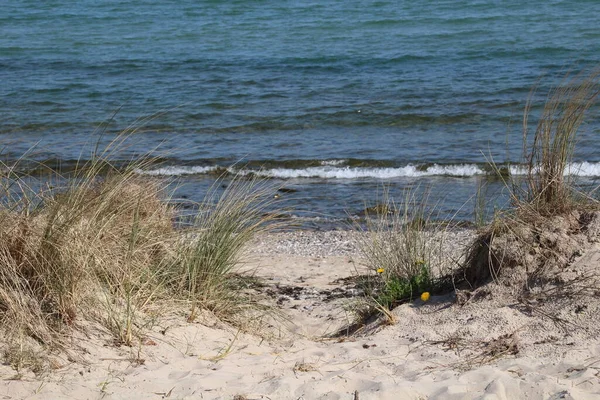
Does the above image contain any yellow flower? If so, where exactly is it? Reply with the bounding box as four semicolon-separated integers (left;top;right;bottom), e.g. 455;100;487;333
416;259;425;266
376;268;385;274
420;292;430;302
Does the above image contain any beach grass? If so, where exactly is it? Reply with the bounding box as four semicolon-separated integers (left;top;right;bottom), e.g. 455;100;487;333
355;187;449;321
0;138;279;371
519;69;600;216
465;69;600;287
170;175;280;324
349;69;600;329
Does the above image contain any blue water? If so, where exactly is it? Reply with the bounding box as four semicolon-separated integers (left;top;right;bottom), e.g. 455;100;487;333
2;1;600;226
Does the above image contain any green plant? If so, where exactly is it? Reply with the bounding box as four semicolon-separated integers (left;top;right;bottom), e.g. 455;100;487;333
171;174;279;323
357;187;446;315
519;69;600;216
375;264;431;309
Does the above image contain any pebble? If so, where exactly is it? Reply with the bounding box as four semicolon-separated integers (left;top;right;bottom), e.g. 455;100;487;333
249;229;476;259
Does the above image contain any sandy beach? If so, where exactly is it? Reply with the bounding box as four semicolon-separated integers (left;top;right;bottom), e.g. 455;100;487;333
4;1;600;399
2;229;599;400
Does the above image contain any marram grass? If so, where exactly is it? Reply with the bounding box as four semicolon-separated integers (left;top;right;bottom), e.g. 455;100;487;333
355;187;448;319
0;138;279;372
519;69;600;216
171;174;281;323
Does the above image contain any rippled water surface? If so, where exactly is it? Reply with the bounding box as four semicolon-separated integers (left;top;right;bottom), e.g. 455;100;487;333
3;1;600;224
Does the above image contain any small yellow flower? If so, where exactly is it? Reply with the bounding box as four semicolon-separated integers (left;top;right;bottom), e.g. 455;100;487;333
376;268;385;274
416;259;425;266
420;292;430;302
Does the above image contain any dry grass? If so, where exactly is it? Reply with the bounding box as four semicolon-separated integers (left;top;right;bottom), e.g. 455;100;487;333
518;69;600;217
0;152;176;355
170;175;281;325
0;138;280;372
464;69;600;296
354;188;449;320
428;331;520;371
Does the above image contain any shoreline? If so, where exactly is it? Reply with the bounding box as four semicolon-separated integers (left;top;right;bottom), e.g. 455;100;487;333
248;226;477;257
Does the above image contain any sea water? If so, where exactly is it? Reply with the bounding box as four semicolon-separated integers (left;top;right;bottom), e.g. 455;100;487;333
2;1;600;227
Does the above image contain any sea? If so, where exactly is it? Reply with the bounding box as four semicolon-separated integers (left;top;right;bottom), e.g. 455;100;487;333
2;1;600;228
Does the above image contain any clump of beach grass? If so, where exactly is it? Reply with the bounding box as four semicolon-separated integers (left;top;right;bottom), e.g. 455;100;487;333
465;69;600;290
519;69;600;217
169;174;281;325
0;141;176;354
354;188;450;322
0;136;280;372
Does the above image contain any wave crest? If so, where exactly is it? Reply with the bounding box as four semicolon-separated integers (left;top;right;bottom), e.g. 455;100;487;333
136;161;600;179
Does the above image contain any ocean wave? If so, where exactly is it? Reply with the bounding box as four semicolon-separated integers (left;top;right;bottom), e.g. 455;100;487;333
569;162;600;176
135;165;219;176
320;159;347;166
244;164;484;179
137;161;600;179
513;162;600;177
138;163;483;178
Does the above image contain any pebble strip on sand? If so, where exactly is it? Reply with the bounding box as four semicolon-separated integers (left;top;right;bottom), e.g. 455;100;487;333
249;228;476;259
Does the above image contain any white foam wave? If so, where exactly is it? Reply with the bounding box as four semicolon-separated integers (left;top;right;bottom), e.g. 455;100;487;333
508;165;527;176
320;159;347;166
240;164;484;179
135;165;219;176
137;162;600;179
508;162;600;177
565;162;600;177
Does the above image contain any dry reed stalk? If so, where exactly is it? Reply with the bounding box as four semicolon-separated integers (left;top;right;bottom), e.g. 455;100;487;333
521;69;600;215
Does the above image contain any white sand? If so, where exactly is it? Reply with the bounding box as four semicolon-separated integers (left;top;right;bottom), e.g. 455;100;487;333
2;231;600;399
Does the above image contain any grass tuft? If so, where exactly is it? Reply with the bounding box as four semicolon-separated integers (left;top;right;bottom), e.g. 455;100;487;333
465;69;600;290
519;69;600;216
171;175;280;323
355;187;449;320
0;136;281;370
